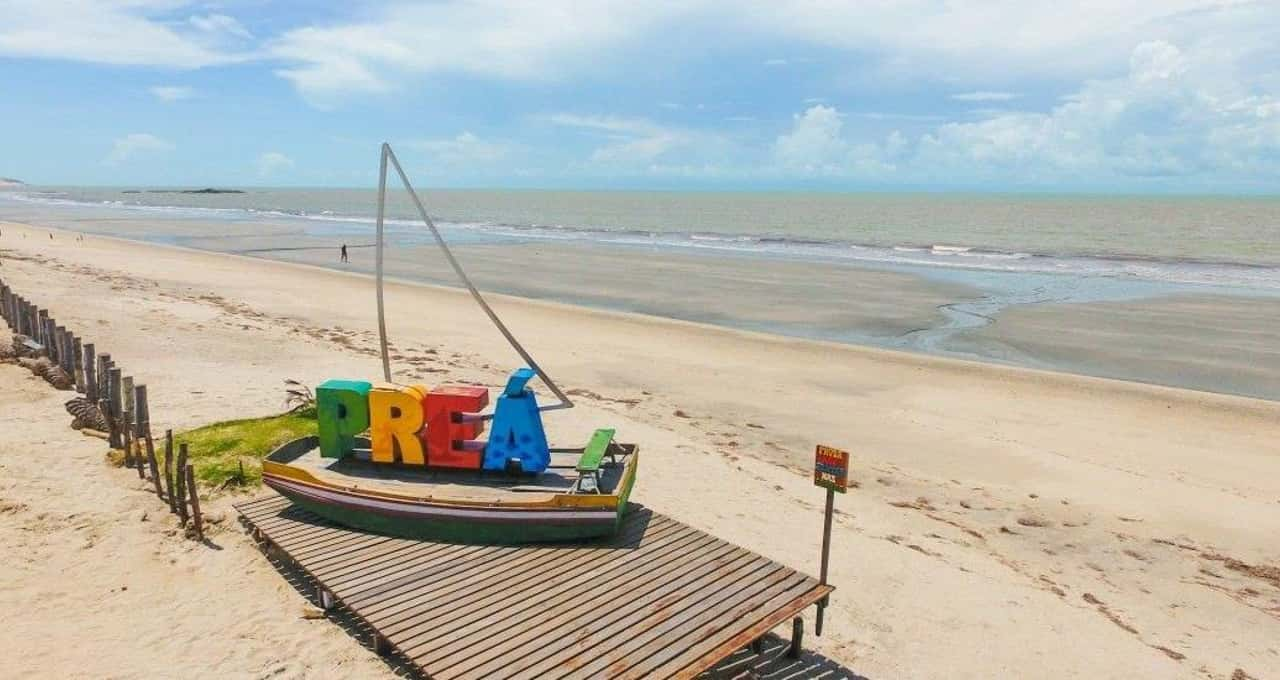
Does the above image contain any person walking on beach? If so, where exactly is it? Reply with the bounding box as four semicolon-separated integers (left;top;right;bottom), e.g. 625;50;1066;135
340;243;349;263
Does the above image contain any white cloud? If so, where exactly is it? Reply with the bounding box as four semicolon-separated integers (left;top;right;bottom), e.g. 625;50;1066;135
915;40;1280;181
269;2;1270;102
189;14;253;41
410;132;511;164
105;133;174;165
951;91;1020;102
547;114;690;164
255;151;295;177
772;105;906;177
774;105;845;170
268;2;675;102
0;1;249;68
754;40;1280;185
149;86;196;102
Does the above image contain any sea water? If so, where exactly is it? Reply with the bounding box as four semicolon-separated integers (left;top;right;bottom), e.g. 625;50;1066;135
3;186;1279;399
4;186;1279;292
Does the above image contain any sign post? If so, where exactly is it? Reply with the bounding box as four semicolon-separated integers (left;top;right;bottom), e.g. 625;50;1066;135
813;444;848;636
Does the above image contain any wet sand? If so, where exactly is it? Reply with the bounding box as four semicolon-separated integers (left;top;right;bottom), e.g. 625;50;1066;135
968;294;1280;401
7;206;1280;400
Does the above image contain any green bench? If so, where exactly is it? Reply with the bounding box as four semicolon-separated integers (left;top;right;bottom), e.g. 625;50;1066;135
576;428;616;474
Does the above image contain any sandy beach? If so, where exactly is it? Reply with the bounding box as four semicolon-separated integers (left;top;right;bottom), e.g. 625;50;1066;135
2;219;1279;679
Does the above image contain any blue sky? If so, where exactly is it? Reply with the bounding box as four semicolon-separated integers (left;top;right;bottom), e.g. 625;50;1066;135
1;1;1278;191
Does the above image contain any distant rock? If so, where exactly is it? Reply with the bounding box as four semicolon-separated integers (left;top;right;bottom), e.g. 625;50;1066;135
142;187;245;195
0;177;25;187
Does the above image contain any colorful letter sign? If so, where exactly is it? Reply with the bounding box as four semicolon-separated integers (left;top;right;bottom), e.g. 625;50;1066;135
369;383;429;464
317;379;371;459
813;445;849;493
313;369;548;472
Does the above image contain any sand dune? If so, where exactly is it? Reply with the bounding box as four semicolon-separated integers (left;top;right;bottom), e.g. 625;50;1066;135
1;219;1278;679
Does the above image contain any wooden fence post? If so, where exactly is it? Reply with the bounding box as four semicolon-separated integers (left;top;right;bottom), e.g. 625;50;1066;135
46;319;57;359
35;309;47;348
54;326;67;372
107;367;123;450
175;443;189;525
185;464;203;541
83;343;97;402
122;376;136;469
137;386;162;498
164;430;176;514
71;335;84;392
96;353;111;402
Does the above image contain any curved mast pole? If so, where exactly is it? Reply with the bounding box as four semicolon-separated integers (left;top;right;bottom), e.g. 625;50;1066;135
374;142;573;413
375;144;392;382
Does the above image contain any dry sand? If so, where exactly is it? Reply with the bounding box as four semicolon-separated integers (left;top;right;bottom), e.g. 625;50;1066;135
1;220;1278;679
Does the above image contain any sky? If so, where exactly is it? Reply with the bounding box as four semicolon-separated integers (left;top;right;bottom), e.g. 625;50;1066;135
0;1;1278;192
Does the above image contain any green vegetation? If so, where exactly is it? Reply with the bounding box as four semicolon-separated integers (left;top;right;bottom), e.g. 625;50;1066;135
162;407;316;488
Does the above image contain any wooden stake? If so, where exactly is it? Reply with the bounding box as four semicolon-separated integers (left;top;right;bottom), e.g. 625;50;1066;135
175;443;189;525
107;367;122;450
164;430;176;513
185;464;203;541
121;407;134;467
35;308;47;348
71;335;84;393
83;343;97;402
135;385;154;485
121;376;134;467
53;326;66;370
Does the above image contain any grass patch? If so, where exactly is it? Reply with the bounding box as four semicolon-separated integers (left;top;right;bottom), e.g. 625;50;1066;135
108;407;317;489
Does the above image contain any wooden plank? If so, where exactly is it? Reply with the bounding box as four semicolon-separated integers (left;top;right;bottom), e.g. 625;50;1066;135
374;518;680;639
308;537;450;579
340;542;511;608
386;521;697;648
425;539;754;678
405;539;722;677
499;555;783;680
329;542;488;597
304;537;456;581
233;497;830;680
584;571;808;679
660;583;832;680
361;519;667;630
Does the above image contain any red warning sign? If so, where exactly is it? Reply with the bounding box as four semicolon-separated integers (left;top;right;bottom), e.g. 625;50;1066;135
814;445;849;493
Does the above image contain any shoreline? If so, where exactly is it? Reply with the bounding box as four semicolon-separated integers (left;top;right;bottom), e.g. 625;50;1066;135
0;217;1275;410
5;213;1280;402
2;217;1278;677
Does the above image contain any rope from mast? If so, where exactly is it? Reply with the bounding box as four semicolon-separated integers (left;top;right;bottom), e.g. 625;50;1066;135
373;142;573;413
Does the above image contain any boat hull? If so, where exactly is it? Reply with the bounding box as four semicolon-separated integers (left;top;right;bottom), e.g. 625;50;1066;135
263;474;626;543
260;435;638;544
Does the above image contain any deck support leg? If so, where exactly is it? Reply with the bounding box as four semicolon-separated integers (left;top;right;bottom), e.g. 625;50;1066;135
319;588;335;611
750;637;765;655
372;633;391;656
787;616;804;659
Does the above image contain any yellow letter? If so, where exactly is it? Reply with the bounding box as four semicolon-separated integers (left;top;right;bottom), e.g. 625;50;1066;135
368;383;427;465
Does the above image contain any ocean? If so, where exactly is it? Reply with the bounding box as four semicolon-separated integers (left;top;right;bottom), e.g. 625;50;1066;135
3;185;1280;400
4;186;1279;292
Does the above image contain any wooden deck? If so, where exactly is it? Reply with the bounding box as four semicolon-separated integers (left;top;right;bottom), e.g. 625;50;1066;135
236;495;833;679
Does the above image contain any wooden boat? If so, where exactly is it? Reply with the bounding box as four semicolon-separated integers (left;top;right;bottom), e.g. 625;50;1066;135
262;429;638;544
260;145;642;545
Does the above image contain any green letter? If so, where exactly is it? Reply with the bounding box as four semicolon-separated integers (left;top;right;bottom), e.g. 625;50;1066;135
317;379;371;458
